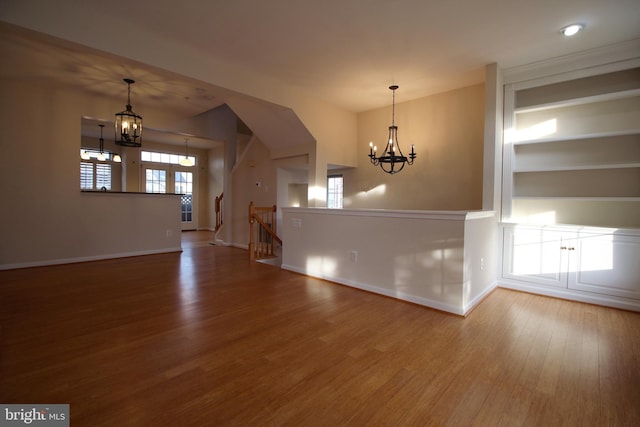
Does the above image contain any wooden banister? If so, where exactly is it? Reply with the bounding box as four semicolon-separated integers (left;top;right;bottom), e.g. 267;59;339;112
214;192;224;233
248;202;281;261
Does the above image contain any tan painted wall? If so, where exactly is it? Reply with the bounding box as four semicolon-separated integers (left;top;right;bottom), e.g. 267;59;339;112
341;84;485;210
231;139;278;248
0;80;188;267
0;78;227;267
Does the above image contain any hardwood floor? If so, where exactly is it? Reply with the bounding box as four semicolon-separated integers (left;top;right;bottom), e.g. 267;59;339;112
180;230;216;248
1;232;639;426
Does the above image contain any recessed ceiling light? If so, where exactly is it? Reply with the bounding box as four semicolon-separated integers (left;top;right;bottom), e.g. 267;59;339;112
561;24;584;37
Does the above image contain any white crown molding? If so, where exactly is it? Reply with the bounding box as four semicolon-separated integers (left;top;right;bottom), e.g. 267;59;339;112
503;38;640;85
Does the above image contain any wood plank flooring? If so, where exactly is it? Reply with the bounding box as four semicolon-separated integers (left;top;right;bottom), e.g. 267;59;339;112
1;231;639;426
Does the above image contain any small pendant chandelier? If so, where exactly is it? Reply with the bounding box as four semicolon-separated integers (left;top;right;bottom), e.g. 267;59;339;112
179;138;194;167
93;124;121;162
97;124;106;161
368;85;416;174
115;78;143;147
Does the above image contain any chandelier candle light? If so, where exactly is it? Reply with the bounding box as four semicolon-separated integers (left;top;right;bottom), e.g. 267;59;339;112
115;78;143;147
368;85;415;174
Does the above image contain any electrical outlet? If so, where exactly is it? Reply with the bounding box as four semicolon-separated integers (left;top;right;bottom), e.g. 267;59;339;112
350;251;358;263
480;257;484;270
292;218;302;228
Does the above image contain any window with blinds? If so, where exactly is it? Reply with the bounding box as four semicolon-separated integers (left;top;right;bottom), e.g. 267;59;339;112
80;162;111;190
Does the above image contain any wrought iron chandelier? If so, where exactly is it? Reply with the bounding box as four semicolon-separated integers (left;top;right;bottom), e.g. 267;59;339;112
115;78;143;147
368;85;415;174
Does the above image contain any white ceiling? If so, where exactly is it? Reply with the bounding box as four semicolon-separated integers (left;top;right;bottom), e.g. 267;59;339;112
80;117;223;150
59;0;640;111
1;0;639;113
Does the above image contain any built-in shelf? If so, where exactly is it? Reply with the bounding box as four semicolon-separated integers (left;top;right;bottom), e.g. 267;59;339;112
514;88;640;114
501;55;640;312
513;133;640;172
512;196;640;201
515;67;640;109
512;96;640;144
510;129;640;145
503;64;640;229
514;168;640;198
514;163;640;172
509;198;640;230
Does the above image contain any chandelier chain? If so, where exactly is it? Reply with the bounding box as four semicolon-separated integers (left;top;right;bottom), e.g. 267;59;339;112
389;84;399;127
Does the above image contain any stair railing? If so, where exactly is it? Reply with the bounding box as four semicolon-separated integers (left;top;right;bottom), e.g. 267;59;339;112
214;192;224;233
248;202;282;261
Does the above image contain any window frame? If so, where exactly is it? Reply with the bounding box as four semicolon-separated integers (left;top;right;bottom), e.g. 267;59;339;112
80;160;112;190
327;174;344;209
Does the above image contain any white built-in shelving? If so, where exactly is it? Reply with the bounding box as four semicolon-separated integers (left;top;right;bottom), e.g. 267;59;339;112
499;46;640;312
503;65;640;229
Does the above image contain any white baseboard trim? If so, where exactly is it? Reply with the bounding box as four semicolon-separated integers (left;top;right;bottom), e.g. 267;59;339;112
281;263;465;315
462;281;498;315
498;280;640;312
232;243;249;250
0;247;183;271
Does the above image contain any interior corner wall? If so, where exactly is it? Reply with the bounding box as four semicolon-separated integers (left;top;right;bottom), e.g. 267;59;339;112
230;138;278;248
483;63;504;212
272;92;357;208
196;148;211;230
341;84;485;210
307;143;327;207
186;106;238;241
292;95;358;169
462;213;498;311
